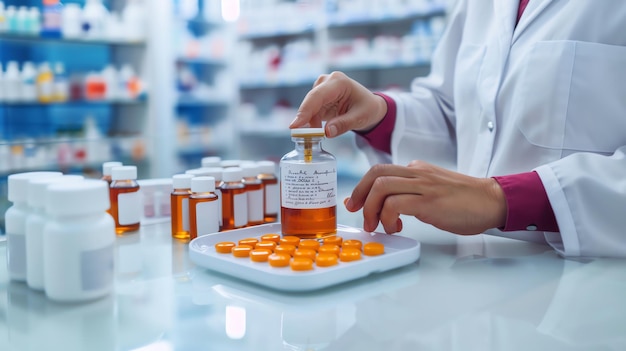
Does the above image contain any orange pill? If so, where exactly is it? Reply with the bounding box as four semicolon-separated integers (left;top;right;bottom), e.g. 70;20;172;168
340;248;362;262
318;244;340;256
238;238;259;246
261;233;281;243
232;245;253;258
275;244;296;256
299;239;320;251
294;248;316;260
268;253;291;267
250;249;272;262
342;239;362;251
315;253;338;267
255;241;277;251
215;241;236;254
290;257;314;271
280;236;300;246
363;242;385;256
323;236;343;246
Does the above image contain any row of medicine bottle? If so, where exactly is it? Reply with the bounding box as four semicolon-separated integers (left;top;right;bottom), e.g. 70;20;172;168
170;160;279;241
4;171;115;303
101;161;142;235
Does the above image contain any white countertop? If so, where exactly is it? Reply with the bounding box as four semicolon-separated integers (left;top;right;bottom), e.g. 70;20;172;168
1;219;625;351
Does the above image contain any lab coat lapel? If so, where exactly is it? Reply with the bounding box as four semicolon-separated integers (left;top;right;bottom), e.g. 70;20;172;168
512;0;556;43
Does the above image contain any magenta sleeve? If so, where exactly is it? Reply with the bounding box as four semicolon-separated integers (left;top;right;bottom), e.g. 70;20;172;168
353;92;397;154
493;171;559;232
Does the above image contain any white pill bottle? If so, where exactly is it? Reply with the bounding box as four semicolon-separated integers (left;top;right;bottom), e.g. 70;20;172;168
43;179;115;302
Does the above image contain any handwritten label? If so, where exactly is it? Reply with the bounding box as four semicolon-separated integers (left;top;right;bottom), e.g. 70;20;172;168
280;161;337;209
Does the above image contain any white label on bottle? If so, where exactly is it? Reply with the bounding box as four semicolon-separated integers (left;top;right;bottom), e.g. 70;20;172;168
234;193;248;227
215;188;223;226
118;191;141;225
81;244;114;291
7;233;26;279
265;183;279;214
281;161;337;209
195;201;219;236
247;189;264;222
182;198;190;231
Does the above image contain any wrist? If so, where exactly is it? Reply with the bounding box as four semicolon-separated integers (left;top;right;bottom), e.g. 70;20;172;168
355;93;389;134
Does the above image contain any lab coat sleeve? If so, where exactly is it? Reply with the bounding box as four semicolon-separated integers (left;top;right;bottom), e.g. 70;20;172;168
356;0;466;170
535;146;626;257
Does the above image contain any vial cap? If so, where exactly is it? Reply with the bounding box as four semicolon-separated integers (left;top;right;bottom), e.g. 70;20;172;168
222;167;243;182
111;165;137;181
240;163;259;178
46;180;110;216
172;174;194;189
185;167;223;180
256;161;276;175
201;156;222;168
28;175;85;208
8;172;63;203
191;176;216;193
220;159;241;168
102;161;122;176
291;128;325;137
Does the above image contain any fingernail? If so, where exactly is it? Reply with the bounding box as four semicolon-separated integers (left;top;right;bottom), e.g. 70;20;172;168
343;197;350;207
327;124;338;137
289;118;298;127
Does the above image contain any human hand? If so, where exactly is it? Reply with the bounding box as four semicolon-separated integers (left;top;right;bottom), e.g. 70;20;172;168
290;71;388;137
344;161;507;235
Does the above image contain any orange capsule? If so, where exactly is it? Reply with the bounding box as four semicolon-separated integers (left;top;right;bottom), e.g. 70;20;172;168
268;253;291;267
215;241;236;254
280;236;300;247
299;239;320;252
250;249;272;262
340;248;362;262
238;238;259;246
363;242;385;256
315;253;338;267
232;245;253;258
294;248;316;260
275;244;296;256
290;257;314;271
261;233;281;243
318;244;340;256
255;241;277;251
342;239;362;251
323;236;343;246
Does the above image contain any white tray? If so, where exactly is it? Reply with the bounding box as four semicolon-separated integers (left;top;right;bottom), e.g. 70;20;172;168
189;223;421;292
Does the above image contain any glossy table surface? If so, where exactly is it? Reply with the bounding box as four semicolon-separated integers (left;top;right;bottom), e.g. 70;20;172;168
1;219;625;351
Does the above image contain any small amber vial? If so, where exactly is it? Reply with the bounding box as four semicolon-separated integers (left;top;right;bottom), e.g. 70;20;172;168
189;176;219;240
280;128;337;238
171;174;193;240
220;167;248;230
241;163;265;226
109;165;141;235
257;160;279;223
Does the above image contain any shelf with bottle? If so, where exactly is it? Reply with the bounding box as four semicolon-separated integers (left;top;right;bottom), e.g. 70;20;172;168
236;0;324;40
326;1;446;27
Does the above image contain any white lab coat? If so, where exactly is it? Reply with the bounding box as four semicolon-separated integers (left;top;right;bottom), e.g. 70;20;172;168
357;0;626;257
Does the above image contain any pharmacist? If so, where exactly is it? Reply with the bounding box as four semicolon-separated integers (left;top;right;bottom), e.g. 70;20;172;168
290;0;626;257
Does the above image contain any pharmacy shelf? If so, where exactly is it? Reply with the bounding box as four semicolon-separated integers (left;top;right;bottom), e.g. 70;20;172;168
329;59;431;71
0;33;146;47
239;79;317;90
327;5;446;27
0;98;147;106
176;57;226;66
176;96;232;107
238;25;317;40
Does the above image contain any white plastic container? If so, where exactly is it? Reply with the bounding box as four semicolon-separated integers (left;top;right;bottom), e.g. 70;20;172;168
61;3;82;38
43;180;115;302
20;61;37;101
122;0;145;41
25;174;84;290
81;0;108;40
4;61;21;102
5;171;63;282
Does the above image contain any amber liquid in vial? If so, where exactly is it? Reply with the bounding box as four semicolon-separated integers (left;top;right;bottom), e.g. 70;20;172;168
189;193;218;240
221;186;247;230
260;176;278;223
109;186;141;235
280;206;337;239
171;190;190;240
245;181;265;226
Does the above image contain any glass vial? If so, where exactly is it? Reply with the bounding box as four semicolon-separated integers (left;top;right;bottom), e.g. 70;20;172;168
43;180;115;302
189;176;219;240
280;128;337;238
195;167;224;229
101;161;122;184
110;165;141;235
220;167;248;230
241;163;264;227
171;174;193;240
257;160;279;223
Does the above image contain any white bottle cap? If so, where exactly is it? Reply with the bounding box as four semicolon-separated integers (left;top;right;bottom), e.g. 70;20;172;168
172;174;194;189
111;165;137;180
220;159;241;168
240;163;259;178
191;176;216;193
291;128;325;137
46;180;110;216
201;156;221;168
8;172;63;203
256;161;276;175
102;161;122;176
28;175;85;209
222;167;243;182
197;167;223;181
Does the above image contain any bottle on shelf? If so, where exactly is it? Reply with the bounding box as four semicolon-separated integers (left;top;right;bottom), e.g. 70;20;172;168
5;5;16;33
61;3;82;39
82;0;108;40
41;0;63;38
20;62;37;101
36;62;54;103
53;62;69;102
0;2;6;32
189;176;219;240
170;173;193;240
0;62;4;102
4;61;20;102
122;0;145;42
109;165;141;235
